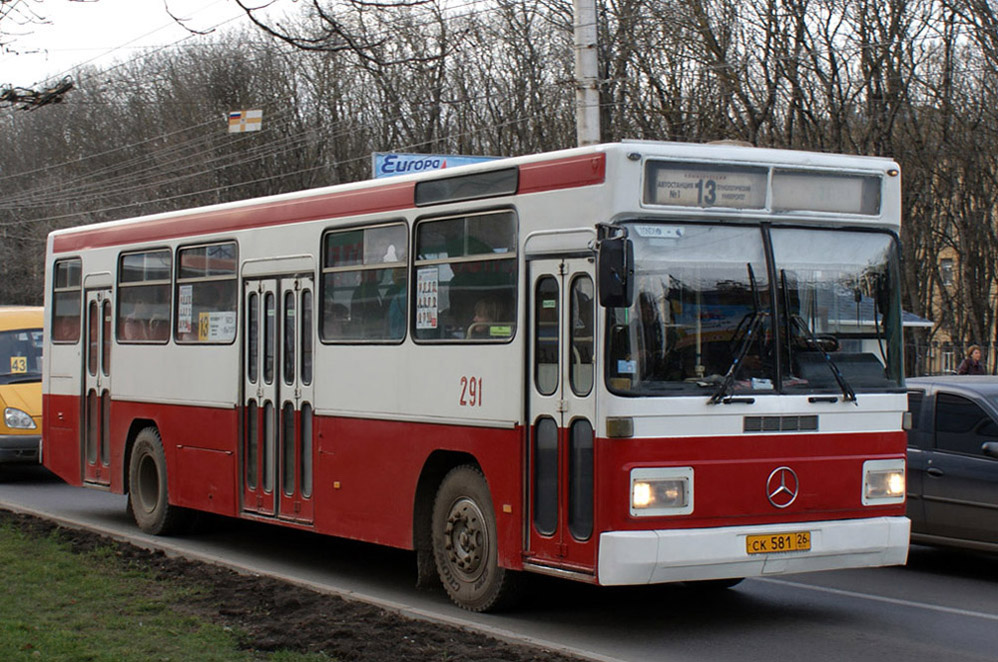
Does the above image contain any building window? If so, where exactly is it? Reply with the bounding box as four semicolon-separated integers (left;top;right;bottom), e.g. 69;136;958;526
941;258;954;287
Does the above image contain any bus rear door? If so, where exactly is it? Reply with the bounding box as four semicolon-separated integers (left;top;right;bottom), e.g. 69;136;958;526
83;287;112;486
527;257;597;573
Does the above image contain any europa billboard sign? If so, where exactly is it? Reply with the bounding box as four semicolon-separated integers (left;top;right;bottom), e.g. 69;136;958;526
372;152;500;179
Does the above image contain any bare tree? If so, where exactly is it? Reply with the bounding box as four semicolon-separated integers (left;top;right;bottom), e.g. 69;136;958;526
0;0;99;106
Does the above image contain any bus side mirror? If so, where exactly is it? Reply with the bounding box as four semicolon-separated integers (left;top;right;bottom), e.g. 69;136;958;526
597;226;634;308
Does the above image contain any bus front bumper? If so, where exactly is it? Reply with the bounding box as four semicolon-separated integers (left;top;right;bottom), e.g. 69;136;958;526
597;516;910;586
0;434;41;463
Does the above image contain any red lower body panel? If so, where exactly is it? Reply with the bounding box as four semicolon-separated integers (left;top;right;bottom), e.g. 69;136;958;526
43;395;526;567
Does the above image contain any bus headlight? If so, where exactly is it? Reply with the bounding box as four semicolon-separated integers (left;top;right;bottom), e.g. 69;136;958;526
4;407;37;430
630;467;694;517
862;459;905;506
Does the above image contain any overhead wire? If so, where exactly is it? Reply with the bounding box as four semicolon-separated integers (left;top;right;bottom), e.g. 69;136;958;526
4;0;238;89
0;85;586;229
0;0;513;187
0;103;311;207
0;74;576;217
0;0;582;215
10;0;943;225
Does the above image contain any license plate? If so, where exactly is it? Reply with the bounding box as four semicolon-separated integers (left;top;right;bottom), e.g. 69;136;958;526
746;531;811;554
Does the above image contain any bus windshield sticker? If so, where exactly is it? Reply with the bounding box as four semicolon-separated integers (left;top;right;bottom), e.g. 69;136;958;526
618;359;636;374
178;284;193;334
416;267;439;330
633;225;684;239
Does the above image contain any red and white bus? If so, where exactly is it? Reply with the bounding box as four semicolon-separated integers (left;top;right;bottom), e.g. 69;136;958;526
42;141;910;611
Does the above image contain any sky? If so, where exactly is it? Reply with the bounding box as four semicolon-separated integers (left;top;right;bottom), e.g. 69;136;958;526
1;0;293;89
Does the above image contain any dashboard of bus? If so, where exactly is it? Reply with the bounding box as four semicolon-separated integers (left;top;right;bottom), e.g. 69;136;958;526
605;221;903;398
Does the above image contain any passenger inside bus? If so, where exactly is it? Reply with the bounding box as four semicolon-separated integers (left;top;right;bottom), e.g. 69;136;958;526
323;303;349;339
121;311;149;341
384;267;406;339
148;315;169;340
351;271;384;337
467;295;511;339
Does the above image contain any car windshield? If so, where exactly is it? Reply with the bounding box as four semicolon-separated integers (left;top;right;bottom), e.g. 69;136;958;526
0;328;43;385
605;222;903;397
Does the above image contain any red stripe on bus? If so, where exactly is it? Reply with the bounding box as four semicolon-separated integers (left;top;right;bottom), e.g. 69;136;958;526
518;153;606;194
51;153;607;254
51;181;416;253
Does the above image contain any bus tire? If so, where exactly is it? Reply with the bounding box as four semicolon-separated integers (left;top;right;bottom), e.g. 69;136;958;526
127;427;188;535
431;465;521;612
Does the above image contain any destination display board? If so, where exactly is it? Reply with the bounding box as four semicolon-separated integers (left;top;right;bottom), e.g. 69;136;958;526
771;169;881;215
645;162;768;209
644;161;883;216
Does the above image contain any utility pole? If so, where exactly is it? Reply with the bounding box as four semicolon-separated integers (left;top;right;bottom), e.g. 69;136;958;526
573;0;600;146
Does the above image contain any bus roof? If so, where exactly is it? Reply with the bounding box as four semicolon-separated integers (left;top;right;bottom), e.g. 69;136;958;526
47;141;899;254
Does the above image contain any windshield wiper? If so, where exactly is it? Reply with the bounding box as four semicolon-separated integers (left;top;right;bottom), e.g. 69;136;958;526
788;314;856;402
780;270;856;403
709;311;767;404
710;264;765;405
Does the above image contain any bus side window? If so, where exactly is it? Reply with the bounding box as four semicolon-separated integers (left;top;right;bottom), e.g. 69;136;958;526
52;258;82;343
321;223;407;343
570;276;594;396
117;249;171;345
175;242;237;344
413;210;517;343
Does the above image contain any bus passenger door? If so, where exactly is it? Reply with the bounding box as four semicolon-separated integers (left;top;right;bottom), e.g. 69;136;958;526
83;288;112;486
242;276;315;524
276;276;315;525
526;258;597;572
243;279;277;516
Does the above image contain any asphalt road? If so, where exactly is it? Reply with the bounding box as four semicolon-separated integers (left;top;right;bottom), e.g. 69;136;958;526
2;464;997;662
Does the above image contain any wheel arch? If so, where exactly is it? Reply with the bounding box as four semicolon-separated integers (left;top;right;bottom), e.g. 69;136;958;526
412;450;480;554
121;417;158;494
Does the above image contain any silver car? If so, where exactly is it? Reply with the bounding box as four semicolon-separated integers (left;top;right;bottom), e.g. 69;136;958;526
906;376;998;552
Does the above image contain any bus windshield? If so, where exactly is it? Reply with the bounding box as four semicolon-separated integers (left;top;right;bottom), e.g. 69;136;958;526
0;328;43;385
605;222;903;397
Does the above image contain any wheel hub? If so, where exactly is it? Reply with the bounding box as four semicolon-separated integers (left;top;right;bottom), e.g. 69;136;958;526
444;497;487;580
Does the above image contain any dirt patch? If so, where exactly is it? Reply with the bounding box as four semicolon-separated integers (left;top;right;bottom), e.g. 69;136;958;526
0;509;584;661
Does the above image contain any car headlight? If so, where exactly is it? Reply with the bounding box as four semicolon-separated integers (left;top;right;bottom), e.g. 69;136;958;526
630;467;694;517
4;407;37;430
862;459;905;506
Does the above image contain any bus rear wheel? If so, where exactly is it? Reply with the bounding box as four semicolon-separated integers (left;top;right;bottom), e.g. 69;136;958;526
127;427;189;535
431;465;521;612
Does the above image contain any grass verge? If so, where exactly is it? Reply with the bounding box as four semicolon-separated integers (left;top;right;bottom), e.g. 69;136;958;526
0;520;329;662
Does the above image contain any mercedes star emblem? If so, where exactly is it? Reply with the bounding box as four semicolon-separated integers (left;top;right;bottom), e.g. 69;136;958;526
766;466;799;509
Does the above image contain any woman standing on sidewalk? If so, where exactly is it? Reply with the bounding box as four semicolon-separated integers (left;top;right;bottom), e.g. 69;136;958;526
957;345;986;375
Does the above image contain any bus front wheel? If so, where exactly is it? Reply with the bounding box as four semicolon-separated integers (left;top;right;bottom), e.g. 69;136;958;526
127;427;188;535
431;465;521;612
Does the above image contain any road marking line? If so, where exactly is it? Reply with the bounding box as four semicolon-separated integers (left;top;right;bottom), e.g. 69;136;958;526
757;577;998;622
